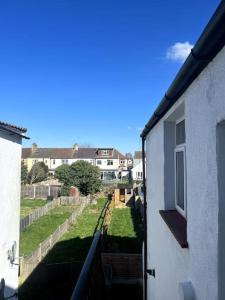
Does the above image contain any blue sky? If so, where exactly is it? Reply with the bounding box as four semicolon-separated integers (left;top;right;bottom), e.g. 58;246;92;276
0;0;219;154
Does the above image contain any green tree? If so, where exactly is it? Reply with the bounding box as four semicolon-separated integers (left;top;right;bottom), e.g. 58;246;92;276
70;160;102;195
28;162;49;184
54;164;73;186
21;162;28;184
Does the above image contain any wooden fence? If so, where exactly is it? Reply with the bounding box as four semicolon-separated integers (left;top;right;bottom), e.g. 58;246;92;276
20;198;60;231
21;185;61;199
101;253;142;284
19;198;90;283
20;196;81;232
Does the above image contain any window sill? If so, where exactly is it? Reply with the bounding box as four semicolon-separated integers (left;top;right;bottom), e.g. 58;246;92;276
159;210;188;248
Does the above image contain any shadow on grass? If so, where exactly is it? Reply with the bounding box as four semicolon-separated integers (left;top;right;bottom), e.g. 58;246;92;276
19;237;92;300
19;203;144;300
104;206;143;253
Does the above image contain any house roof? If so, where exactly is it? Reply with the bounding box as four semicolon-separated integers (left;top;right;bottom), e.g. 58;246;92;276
0;121;29;139
74;148;97;159
22;146;126;160
141;1;225;138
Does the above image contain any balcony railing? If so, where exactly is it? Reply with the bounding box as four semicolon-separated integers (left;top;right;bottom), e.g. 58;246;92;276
70;230;105;300
70;199;112;300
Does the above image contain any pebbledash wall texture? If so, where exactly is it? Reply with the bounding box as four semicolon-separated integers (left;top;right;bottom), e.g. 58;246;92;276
146;45;225;300
0;129;24;298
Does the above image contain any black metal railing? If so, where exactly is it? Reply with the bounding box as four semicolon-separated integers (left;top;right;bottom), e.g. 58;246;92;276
70;198;112;300
70;230;105;300
93;198;111;235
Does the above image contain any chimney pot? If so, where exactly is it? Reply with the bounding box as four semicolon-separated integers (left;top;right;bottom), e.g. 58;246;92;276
32;143;38;153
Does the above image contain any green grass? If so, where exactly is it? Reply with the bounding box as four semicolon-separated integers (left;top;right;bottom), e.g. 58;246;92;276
20;199;47;219
20;205;77;256
45;198;107;263
106;207;143;253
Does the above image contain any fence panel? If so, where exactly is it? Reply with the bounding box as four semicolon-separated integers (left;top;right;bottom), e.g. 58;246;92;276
20;198;61;232
21;185;61;199
20;197;90;283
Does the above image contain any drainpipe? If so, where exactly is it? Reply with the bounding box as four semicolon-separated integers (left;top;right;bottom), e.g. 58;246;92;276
142;136;147;300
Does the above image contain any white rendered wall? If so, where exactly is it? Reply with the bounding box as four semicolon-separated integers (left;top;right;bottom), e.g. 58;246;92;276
146;45;225;300
49;158;128;172
95;158;126;171
132;161;143;180
146;117;189;300
0;131;22;298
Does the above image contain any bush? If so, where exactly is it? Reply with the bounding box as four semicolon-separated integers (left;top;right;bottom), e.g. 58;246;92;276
70;161;102;195
55;161;102;196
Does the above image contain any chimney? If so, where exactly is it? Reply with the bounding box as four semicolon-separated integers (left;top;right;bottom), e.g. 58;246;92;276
73;143;79;151
32;143;38;154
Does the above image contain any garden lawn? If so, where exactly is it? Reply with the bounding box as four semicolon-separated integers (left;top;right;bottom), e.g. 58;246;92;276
20;205;76;256
20;198;47;219
45;198;107;263
106;207;143;253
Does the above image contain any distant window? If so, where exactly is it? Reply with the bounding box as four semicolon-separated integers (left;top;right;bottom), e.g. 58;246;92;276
137;172;143;179
102;150;109;156
103;171;116;180
61;159;68;164
107;160;113;166
45;160;48;164
53;159;55;165
120;160;125;165
97;160;102;165
32;159;38;165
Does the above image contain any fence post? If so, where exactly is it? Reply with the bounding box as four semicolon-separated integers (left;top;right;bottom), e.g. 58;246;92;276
19;256;24;278
38;243;42;261
49;234;53;248
48;185;51;196
33;185;36;198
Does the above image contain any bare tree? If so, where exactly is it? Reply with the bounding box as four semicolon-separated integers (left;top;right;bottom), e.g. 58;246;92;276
28;162;49;184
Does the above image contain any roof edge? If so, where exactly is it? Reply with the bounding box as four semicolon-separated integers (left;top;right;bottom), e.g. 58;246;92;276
141;1;225;138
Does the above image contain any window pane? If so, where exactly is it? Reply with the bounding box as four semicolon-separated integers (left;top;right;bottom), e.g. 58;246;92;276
176;120;185;145
176;151;184;210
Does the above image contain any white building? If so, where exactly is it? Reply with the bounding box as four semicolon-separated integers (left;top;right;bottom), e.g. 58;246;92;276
132;151;144;180
141;2;225;300
0;121;28;299
22;144;129;181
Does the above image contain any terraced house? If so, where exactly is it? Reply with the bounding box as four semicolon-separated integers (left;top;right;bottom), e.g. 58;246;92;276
22;143;129;180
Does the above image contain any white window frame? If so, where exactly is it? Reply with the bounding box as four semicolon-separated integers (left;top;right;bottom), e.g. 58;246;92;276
102;150;109;156
107;160;113;166
174;117;186;217
32;159;38;165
